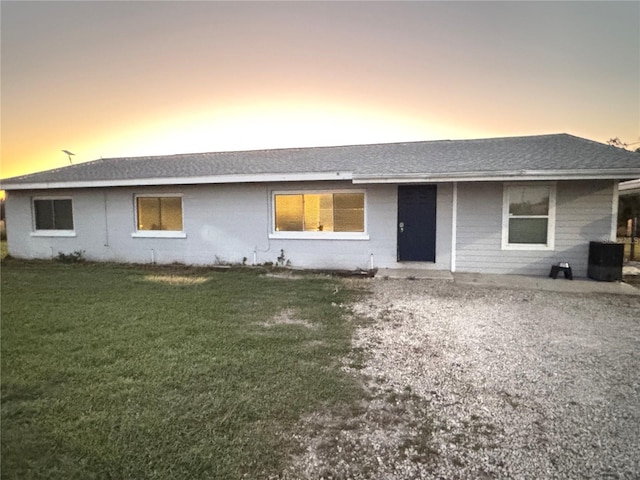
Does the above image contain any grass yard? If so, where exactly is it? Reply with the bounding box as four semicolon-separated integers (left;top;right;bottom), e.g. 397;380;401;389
1;259;364;479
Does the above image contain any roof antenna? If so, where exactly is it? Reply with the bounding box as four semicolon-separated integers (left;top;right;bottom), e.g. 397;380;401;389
62;150;75;164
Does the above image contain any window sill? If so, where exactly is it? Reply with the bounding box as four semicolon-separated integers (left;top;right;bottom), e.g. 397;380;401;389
502;243;554;251
31;231;76;238
269;232;369;241
132;231;187;239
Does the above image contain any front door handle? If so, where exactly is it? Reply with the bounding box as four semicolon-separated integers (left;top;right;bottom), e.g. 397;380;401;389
399;222;404;233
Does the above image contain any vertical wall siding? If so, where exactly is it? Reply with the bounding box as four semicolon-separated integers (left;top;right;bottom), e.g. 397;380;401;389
455;182;503;274
554;180;615;276
435;183;453;270
455;180;615;276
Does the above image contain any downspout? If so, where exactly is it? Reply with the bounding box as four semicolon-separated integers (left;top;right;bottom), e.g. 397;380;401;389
451;182;458;273
253;185;273;264
103;190;110;246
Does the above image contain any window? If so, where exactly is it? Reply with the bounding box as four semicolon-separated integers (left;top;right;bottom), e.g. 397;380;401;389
33;198;74;230
502;184;555;250
273;192;365;235
136;196;183;232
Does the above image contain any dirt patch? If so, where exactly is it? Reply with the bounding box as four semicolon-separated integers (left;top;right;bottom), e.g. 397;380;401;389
624;275;640;287
143;274;209;286
263;272;305;280
259;308;315;329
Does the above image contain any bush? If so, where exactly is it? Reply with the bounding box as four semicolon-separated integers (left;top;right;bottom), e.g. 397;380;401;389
56;250;85;263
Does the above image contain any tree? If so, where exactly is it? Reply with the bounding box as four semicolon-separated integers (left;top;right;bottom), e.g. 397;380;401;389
607;137;640;152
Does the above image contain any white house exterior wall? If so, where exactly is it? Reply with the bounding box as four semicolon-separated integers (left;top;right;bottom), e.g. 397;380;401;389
5;180;614;276
455;180;616;276
5;182;453;271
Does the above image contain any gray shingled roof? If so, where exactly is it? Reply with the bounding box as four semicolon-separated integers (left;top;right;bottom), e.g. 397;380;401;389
2;134;639;189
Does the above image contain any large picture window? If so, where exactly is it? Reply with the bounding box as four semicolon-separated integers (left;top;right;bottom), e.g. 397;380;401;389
502;184;555;250
274;192;365;234
136;196;183;231
33;198;74;230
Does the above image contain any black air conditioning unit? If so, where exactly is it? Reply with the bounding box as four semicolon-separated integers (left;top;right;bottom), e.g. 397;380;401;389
587;241;623;282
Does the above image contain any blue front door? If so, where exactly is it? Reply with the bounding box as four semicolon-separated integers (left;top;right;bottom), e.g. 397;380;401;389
397;185;437;262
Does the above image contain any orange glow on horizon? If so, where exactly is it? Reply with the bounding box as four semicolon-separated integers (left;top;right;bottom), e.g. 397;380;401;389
1;100;490;180
110;101;486;156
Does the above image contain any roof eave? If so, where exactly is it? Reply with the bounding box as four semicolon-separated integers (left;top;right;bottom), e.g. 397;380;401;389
1;171;354;191
3;169;639;191
619;178;640;196
352;169;640;184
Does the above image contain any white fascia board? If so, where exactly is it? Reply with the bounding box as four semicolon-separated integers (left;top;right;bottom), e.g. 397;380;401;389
1;171;354;191
352;169;640;184
619;178;640;195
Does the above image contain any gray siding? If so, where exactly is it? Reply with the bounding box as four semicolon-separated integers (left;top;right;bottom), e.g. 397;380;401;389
455;180;615;276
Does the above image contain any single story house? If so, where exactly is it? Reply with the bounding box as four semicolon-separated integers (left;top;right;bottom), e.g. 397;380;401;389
2;134;639;277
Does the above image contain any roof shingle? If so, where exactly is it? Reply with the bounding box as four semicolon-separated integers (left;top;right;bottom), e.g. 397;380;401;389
2;134;639;189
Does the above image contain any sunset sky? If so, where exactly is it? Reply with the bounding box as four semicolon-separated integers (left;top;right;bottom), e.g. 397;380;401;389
1;1;639;180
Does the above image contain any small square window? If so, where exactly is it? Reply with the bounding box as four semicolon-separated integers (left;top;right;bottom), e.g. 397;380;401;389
33;198;74;230
136;196;183;231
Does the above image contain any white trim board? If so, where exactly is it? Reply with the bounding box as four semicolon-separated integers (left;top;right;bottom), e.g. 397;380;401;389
5;169;640;191
2;172;354;191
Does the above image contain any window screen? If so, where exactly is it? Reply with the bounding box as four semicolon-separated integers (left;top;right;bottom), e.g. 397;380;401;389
34;199;73;230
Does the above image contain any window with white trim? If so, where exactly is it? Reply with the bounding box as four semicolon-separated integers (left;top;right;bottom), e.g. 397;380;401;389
33;198;74;231
502;184;555;250
274;192;365;234
135;195;183;232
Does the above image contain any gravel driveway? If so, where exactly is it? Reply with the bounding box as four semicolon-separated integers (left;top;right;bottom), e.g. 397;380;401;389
283;278;640;479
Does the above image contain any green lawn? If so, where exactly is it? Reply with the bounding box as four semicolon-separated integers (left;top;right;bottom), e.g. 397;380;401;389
1;260;364;479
